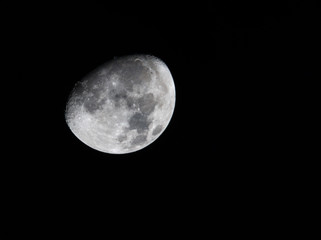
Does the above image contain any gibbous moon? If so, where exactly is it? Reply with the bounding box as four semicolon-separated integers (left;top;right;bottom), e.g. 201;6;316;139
65;55;176;154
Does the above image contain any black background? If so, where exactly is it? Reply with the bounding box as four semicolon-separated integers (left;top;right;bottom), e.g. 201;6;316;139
4;0;320;236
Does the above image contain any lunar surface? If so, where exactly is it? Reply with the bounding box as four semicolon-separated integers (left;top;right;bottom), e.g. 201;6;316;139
65;55;176;154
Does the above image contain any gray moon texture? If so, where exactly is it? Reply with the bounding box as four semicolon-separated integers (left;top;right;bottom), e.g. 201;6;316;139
65;55;176;154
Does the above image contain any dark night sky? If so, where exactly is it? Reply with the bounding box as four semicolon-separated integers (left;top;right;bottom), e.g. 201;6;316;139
4;1;320;235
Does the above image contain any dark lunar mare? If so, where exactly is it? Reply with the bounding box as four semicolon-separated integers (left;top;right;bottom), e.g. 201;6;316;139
108;88;128;108
127;93;158;135
136;93;156;115
152;125;163;136
131;135;147;145
128;112;150;134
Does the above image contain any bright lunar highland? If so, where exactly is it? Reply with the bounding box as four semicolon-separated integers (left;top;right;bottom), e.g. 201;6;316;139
65;55;176;154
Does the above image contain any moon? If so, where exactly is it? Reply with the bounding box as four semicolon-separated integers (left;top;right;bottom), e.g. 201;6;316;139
65;55;176;154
